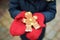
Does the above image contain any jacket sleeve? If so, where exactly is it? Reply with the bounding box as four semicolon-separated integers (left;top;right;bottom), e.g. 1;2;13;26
9;0;21;19
42;0;56;23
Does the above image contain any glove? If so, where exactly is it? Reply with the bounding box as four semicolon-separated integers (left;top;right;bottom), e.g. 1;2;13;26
10;11;26;36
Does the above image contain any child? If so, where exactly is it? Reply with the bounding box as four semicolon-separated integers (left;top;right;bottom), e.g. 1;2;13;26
9;0;56;40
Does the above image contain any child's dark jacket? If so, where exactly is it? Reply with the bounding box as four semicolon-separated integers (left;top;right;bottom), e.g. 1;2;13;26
9;0;56;23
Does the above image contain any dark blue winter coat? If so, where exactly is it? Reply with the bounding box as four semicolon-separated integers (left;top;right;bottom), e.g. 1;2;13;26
9;0;56;23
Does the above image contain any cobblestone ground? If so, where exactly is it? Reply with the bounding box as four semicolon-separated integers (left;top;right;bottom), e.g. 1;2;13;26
0;0;60;40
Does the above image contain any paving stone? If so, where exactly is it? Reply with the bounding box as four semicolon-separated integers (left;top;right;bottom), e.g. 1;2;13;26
46;26;53;34
52;37;58;40
53;22;60;32
43;36;47;40
46;30;57;39
56;32;60;39
0;26;12;40
10;36;21;40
